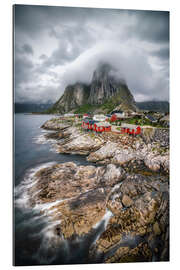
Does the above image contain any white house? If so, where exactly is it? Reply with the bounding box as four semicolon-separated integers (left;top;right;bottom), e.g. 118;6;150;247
93;114;107;122
114;112;125;118
64;113;75;117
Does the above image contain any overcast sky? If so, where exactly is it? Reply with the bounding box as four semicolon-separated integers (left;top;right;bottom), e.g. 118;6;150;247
14;5;169;104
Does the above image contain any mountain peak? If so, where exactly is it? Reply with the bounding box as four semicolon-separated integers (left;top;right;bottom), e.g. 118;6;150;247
50;63;137;113
88;63;132;105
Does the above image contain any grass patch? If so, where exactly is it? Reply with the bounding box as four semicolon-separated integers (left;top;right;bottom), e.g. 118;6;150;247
74;104;100;114
121;116;165;128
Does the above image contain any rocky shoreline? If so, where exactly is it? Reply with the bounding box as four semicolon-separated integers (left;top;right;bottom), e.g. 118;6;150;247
42;118;169;175
26;117;169;263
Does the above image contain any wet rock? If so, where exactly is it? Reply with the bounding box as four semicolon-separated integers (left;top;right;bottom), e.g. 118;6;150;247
26;161;169;263
41;118;70;131
100;164;125;188
28;162;125;239
41;118;169;175
144;155;161;172
44;131;66;140
55;188;108;238
88;140;169;174
153;222;161;236
92;173;169;263
144;153;169;173
57;133;104;155
122;194;133;207
32;117;170;263
87;142;118;162
112;149;136;165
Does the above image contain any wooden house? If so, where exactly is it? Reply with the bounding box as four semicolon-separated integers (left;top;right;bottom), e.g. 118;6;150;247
95;122;112;133
120;123;141;135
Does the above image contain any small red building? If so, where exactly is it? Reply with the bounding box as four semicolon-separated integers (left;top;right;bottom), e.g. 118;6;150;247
82;119;111;133
95;122;112;133
120;125;141;135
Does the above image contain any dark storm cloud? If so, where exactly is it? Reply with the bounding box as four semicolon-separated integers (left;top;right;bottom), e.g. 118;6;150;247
15;55;34;87
16;43;34;56
15;6;169;46
22;44;34;55
14;5;169;103
132;10;169;44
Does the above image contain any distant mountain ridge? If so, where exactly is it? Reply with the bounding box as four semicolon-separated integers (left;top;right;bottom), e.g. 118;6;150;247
50;63;137;114
136;101;169;113
15;103;53;113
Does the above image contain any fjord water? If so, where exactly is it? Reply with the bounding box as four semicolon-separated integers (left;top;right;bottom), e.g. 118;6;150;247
14;114;95;266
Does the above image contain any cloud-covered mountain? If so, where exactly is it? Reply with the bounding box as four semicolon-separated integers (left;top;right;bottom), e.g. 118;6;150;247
50;63;137;113
14;5;169;104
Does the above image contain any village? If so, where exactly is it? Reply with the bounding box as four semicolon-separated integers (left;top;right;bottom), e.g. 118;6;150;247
57;109;169;137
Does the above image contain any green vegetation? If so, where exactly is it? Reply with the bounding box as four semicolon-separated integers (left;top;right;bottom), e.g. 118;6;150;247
101;100;116;114
74;104;100;114
122;116;165;128
44;106;59;114
88;132;96;138
74;122;82;128
152;145;168;155
44;83;137;115
74;93;133;114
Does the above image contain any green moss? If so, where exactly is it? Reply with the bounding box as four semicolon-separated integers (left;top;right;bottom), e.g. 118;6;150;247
101;100;115;113
74;104;100;114
88;132;96;138
121;116;165;128
44;107;59;114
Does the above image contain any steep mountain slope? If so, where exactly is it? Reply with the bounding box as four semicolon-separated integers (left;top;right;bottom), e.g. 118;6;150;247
88;63;137;111
49;63;137;114
51;83;90;113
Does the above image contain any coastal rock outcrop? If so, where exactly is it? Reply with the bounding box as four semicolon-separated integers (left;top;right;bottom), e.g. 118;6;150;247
28;162;125;237
26;161;169;263
41;118;169;174
29;117;170;263
41;118;71;131
88;139;169;174
91;173;169;263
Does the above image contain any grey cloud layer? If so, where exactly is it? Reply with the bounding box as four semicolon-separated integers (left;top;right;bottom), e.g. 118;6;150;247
14;5;169;103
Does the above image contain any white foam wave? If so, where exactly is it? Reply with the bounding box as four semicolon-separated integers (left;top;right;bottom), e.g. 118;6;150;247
93;209;113;229
34;199;64;214
33;134;47;144
34;135;57;145
91;209;113;246
111;182;122;193
14;162;57;209
111;193;121;202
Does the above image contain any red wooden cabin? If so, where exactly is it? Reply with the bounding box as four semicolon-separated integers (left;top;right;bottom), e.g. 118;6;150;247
120;126;141;135
110;114;117;122
95;122;111;133
105;126;111;132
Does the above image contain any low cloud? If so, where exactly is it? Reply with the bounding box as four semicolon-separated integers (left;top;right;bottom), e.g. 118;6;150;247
14;5;169;104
